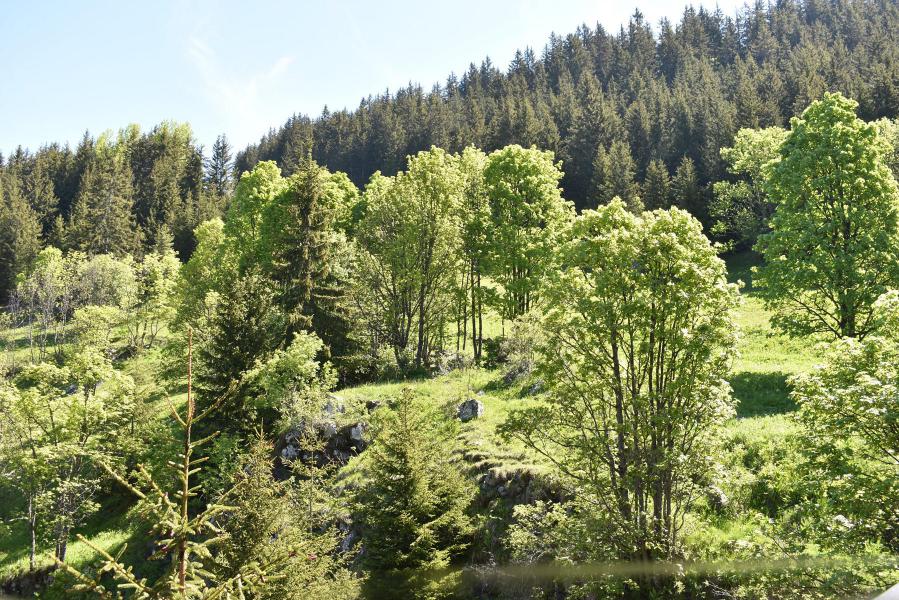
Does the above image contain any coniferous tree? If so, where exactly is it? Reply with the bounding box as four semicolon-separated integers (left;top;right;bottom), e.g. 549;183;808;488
262;159;355;363
356;388;475;598
591;139;642;212
195;268;284;434
68;151;140;256
671;156;702;218
0;169;42;302
642;158;672;210
23;155;60;236
205;134;234;200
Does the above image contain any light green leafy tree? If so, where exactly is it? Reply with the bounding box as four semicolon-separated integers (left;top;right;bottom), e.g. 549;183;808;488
788;290;899;553
482;145;573;322
3;355;135;564
754;93;899;339
355;148;463;369
457;146;490;361
124;250;181;350
710;126;787;247
500;199;740;563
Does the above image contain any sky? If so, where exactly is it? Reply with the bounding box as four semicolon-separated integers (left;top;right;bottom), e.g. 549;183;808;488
0;0;746;156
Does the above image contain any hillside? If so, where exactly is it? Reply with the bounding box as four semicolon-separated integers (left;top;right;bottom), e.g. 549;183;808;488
2;252;890;598
238;0;899;210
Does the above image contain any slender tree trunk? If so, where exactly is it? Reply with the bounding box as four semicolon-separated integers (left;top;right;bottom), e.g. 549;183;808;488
28;495;36;571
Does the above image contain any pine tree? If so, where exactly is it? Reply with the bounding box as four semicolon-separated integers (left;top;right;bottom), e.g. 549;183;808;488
643;159;672;210
195;268;284;435
672;156;702;218
563;75;624;208
205;134;233;199
265;159;331;336
356;388;475;598
23;155;60;236
68;152;140;256
0;169;42;301
591;140;643;213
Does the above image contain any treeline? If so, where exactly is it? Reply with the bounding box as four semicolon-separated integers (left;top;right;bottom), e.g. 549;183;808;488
237;0;899;214
0;124;233;302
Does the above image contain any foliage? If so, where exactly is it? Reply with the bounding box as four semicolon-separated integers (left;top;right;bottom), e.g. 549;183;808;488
591;139;642;213
500;200;740;563
754;93;899;339
1;356;136;566
245;331;336;429
355;388;475;598
789;291;899;552
211;435;359;600
355;148;463;369
710;126;787;247
482;145;572;321
53;336;351;599
194;268;283;436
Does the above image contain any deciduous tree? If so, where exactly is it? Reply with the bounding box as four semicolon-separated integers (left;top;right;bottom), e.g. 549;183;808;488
754;93;899;339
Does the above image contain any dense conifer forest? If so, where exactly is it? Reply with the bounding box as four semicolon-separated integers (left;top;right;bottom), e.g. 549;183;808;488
2;1;899;599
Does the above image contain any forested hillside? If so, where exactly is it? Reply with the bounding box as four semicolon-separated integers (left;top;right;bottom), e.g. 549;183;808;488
238;0;899;209
3;1;899;302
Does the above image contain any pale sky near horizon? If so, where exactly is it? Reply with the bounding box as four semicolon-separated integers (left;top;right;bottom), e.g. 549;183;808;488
0;0;746;156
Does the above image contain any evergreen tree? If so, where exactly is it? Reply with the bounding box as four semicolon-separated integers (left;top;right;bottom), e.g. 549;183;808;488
23;155;60;236
591;139;643;212
0;169;42;302
356;388;475;598
642;158;671;210
261;159;355;363
68;151;140;256
671;155;702;219
195;268;284;434
205;133;234;199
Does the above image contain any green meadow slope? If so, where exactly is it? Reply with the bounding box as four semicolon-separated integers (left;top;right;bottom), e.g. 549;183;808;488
0;250;827;592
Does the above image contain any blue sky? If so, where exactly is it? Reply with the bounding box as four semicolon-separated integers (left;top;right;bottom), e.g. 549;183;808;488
0;0;745;156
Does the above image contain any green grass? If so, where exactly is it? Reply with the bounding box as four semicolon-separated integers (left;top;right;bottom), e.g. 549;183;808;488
0;495;136;580
725;250;821;418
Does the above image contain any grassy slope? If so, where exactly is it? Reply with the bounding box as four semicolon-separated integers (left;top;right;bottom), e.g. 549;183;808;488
0;250;821;583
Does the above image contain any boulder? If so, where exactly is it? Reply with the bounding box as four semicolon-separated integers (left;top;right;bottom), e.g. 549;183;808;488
457;398;484;422
323;394;346;417
350;422;367;441
278;420;369;468
526;379;545;396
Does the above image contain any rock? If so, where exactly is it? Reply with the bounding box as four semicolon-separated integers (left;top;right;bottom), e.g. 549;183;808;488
350;422;367;442
318;420;338;439
526;379;545;396
281;445;300;461
707;485;729;512
278;420;370;469
324;394;346;417
476;390;485;396
457;398;484;422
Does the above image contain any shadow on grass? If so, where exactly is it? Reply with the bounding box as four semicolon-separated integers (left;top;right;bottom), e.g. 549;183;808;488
729;371;796;418
723;249;763;292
